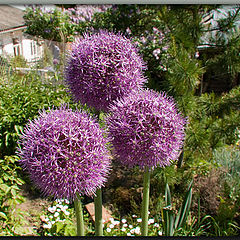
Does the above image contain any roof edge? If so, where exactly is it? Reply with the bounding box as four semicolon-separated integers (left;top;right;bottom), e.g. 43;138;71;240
0;25;27;34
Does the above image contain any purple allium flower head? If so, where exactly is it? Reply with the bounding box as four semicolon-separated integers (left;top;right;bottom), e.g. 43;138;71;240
65;30;147;112
106;89;187;169
17;106;111;200
53;58;59;65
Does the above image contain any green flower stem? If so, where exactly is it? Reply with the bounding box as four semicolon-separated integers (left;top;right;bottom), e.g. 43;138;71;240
74;193;85;236
94;111;103;236
94;188;103;236
141;166;151;236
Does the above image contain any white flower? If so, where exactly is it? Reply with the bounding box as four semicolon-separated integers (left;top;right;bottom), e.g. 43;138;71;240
113;220;120;225
154;223;160;228
110;217;115;223
148;218;154;224
56;217;60;222
123;223;128;227
126;27;131;34
148;211;150;214
129;224;133;229
64;199;70;204
54;212;59;218
48;206;56;213
135;226;141;235
132;214;137;218
121;219;127;224
106;228;111;233
158;231;163;236
109;224;114;229
43;223;52;229
57;208;61;212
153;48;161;60
40;215;47;222
60;205;68;211
137;218;142;223
153;27;159;34
195;52;200;58
127;233;131;236
121;227;126;232
64;210;70;216
50;220;55;225
130;229;135;234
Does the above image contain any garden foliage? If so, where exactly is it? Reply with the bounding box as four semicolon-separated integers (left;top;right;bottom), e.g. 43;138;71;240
1;4;240;236
0;73;76;158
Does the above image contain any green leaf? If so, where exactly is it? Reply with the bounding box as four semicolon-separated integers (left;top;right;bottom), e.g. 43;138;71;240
14;125;24;135
5;133;11;147
0;183;10;193
11;188;17;197
64;225;76;236
3;175;9;181
174;180;193;230
15;178;25;186
55;221;64;233
0;211;7;220
165;183;171;206
162;183;174;236
162;207;175;236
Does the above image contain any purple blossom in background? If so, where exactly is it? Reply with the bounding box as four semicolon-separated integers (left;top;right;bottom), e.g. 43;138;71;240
65;30;147;112
65;5;111;24
162;46;169;52
53;59;59;65
17;106;111;200
106;89;187;169
147;35;154;41
140;36;147;45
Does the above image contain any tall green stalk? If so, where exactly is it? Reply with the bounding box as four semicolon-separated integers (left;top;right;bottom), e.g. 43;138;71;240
74;193;85;236
141;166;151;236
93;110;104;236
94;188;103;236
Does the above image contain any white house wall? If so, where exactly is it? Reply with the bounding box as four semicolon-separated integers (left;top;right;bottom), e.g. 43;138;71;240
21;38;44;63
0;29;43;63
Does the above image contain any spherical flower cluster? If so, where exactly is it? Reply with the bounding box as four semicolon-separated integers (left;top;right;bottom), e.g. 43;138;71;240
106;89;187;169
65;30;147;112
17;106;111;200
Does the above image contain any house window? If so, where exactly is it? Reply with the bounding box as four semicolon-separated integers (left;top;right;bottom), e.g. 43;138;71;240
13;45;20;56
31;41;37;56
0;41;3;55
12;38;21;56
